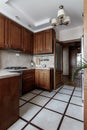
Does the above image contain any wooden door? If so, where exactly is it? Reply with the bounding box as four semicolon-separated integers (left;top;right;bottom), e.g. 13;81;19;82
8;20;22;50
69;48;78;78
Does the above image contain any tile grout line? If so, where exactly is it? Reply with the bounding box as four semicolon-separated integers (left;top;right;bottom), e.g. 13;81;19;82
19;90;44;108
21;86;63;130
30;122;44;130
58;91;82;98
20;86;83;130
21;120;44;130
65;115;84;122
29;86;63;122
57;87;76;130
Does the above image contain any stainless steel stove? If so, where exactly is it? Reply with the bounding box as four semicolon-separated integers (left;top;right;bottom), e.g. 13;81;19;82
5;66;28;96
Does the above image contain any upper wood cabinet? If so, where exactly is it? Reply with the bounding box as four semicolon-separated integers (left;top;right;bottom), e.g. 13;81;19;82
44;29;53;53
33;32;44;54
33;29;55;54
22;28;33;54
0;14;6;48
0;13;33;53
7;20;22;50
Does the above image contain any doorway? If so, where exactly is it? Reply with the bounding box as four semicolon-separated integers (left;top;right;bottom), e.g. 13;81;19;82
63;40;81;87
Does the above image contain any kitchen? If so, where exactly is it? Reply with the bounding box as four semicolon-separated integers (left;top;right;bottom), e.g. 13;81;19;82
0;0;85;130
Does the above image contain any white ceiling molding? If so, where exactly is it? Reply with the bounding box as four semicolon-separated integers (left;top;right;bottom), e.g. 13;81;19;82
34;18;50;27
0;0;83;35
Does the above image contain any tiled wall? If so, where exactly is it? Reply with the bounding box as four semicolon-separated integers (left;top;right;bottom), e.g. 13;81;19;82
33;54;54;68
0;50;33;69
0;51;54;69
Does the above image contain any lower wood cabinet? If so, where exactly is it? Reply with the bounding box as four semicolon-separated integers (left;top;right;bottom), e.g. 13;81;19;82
0;76;20;130
22;69;35;94
35;69;53;91
55;71;63;89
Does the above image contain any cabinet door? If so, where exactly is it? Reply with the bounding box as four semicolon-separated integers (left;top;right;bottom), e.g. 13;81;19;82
34;32;43;54
8;20;22;50
41;70;50;90
44;29;52;53
22;28;33;54
35;69;51;90
0;14;6;48
22;70;35;94
55;71;63;89
0;76;19;130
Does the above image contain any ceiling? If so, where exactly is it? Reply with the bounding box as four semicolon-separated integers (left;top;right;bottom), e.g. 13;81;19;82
0;0;83;33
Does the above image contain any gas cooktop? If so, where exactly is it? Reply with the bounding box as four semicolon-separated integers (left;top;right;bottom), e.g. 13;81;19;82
4;66;28;70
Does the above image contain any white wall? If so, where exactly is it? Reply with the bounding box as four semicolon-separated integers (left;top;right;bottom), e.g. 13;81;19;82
58;26;83;41
63;47;69;75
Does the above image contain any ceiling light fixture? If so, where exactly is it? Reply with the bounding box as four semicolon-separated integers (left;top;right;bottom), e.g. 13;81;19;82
4;0;9;4
51;5;71;26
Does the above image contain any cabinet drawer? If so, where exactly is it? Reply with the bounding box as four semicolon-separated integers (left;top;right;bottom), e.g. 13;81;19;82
23;74;34;79
23;69;35;75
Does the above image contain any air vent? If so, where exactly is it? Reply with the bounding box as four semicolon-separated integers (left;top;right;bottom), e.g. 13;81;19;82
28;24;32;28
15;16;20;20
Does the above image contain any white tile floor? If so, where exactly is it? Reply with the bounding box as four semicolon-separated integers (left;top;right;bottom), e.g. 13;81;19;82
7;119;27;130
53;93;70;102
45;99;67;114
24;124;39;130
8;85;84;130
30;95;50;106
60;116;84;130
40;91;56;97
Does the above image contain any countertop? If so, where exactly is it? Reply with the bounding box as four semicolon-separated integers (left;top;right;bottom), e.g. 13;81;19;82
35;67;53;70
0;67;54;78
0;70;20;79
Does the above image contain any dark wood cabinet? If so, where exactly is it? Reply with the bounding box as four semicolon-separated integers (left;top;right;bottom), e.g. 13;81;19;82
55;71;63;89
22;69;35;94
44;29;53;53
0;14;6;48
33;29;55;54
0;14;22;50
35;69;53;91
0;76;20;130
33;32;43;54
22;28;33;54
8;20;22;50
0;13;34;53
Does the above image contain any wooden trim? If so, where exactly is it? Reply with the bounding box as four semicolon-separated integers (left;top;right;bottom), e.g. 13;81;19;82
53;30;56;89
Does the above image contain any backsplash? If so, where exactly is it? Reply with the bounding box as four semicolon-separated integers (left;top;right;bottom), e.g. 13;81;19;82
0;50;54;69
33;54;54;68
0;50;33;69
